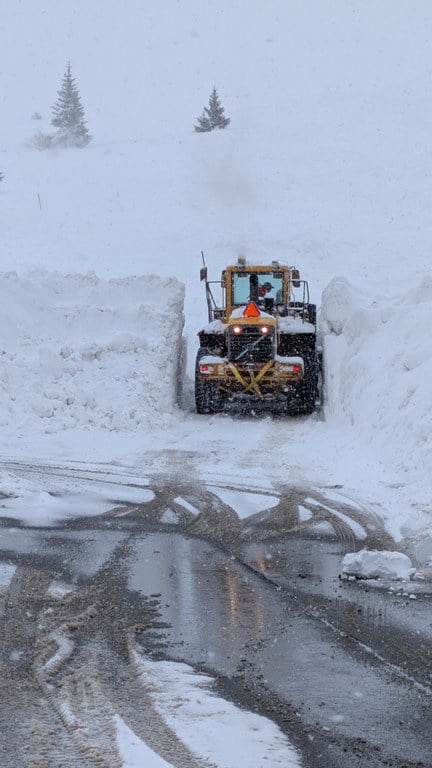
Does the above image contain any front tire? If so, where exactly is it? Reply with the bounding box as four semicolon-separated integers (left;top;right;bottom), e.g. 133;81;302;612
195;348;225;414
287;361;318;416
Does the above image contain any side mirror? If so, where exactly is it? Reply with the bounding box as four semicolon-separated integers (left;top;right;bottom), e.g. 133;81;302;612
292;268;301;288
200;267;208;281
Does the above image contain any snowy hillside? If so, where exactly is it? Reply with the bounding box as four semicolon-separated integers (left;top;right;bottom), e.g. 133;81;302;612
2;1;432;298
1;1;432;547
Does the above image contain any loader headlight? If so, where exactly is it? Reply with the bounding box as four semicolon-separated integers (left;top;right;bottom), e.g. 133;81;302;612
232;325;243;334
259;325;270;334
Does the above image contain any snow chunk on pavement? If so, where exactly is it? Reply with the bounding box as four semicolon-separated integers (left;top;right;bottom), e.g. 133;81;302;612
341;549;416;580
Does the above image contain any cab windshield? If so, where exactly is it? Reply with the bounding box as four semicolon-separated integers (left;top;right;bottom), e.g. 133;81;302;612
232;272;283;306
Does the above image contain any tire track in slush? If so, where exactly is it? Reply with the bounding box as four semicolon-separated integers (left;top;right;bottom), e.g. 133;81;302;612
0;554;212;768
0;457;390;551
29;542;216;768
99;474;390;554
0;567;90;768
0;459;403;768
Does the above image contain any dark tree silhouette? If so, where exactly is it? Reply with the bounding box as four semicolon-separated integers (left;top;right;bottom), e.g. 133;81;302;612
51;62;91;147
0;171;4;182
194;87;230;132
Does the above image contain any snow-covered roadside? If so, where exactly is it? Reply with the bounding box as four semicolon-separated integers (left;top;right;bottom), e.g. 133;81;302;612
321;276;432;542
0;270;184;434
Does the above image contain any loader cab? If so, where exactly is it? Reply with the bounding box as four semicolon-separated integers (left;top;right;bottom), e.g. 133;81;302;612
200;258;310;324
232;272;283;306
226;266;288;318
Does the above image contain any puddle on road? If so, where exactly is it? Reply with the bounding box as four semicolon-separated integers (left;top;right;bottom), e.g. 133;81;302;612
243;537;344;590
1;464;431;768
0;510;431;768
127;532;432;768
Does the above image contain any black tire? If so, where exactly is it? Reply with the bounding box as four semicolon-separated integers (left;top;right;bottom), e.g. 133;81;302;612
195;348;225;414
195;378;226;414
307;303;317;326
287;361;318;416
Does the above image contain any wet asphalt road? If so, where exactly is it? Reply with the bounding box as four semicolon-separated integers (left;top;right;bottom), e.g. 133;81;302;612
0;463;431;767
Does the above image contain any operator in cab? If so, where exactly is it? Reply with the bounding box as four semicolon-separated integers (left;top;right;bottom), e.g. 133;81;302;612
258;281;276;312
258;281;274;297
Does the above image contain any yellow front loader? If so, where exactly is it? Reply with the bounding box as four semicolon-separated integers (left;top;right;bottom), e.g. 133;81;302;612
195;255;320;415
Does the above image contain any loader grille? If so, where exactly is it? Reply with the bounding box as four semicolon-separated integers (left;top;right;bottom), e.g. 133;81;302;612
228;326;274;363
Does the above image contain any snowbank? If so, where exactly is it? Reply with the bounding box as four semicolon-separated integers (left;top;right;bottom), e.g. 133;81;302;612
321;275;432;500
0;270;184;435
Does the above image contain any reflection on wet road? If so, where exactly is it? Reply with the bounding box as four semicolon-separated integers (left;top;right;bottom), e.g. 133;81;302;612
0;460;431;767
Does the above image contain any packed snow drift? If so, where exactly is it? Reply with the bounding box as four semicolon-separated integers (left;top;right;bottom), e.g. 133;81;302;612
0;271;184;435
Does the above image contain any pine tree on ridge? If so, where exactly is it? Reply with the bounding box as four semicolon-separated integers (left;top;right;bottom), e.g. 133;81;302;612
51;62;91;148
194;87;230;133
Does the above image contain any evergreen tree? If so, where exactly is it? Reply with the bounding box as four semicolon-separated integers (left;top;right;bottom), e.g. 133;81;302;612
51;62;91;147
0;172;4;182
194;87;230;132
